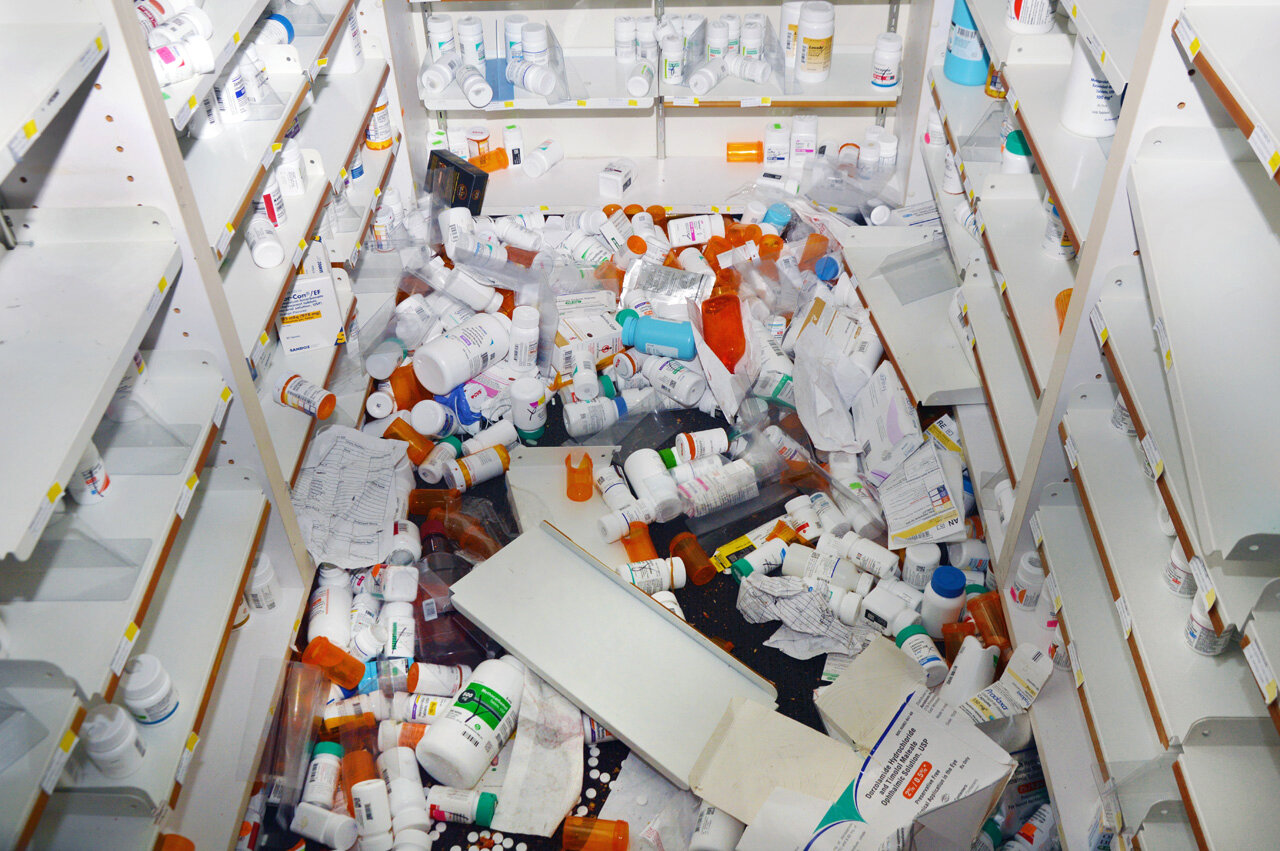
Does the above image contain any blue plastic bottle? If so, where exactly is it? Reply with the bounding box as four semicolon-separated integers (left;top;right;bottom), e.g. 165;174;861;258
616;310;697;360
943;0;989;86
437;384;483;428
762;203;793;233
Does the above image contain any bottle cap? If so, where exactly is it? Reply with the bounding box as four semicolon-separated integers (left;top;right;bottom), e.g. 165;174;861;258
476;791;498;826
658;447;678;468
981;819;1003;850
814;256;840;281
965;583;989;596
516;422;546;442
930;565;966;598
669;556;687;589
314;740;344;759
889;608;922;634
598;374;617;398
1005;129;1031;157
730;558;755;581
265;13;296;43
616;307;639;332
895;623;929;645
836;591;863;625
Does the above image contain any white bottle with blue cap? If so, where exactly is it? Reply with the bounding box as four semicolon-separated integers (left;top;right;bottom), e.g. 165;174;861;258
921;564;966;638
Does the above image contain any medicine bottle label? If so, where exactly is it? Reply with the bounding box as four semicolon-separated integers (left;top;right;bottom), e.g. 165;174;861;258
947;23;984;61
450;683;512;731
799;35;832;73
279;375;329;417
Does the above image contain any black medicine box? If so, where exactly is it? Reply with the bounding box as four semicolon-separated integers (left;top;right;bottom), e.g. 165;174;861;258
427;149;488;215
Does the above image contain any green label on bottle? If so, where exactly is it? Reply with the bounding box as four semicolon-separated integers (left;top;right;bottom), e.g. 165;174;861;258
452;683;511;731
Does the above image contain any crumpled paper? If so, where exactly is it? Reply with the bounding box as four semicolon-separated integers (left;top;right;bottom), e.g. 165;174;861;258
600;752;700;851
736;573;856;660
492;670;584;836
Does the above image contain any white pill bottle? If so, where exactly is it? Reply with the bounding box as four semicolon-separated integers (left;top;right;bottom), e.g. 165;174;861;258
416;655;525;787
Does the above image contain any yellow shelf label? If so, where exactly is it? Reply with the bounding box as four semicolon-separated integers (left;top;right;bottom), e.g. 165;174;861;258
22;119;37;139
233;31;241;44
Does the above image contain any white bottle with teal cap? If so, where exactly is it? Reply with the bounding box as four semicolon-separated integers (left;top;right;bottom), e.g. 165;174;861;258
971;818;1003;851
895;624;948;687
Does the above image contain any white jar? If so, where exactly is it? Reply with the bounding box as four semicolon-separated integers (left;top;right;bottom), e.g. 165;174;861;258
1164;543;1197;597
150;37;215;86
689;802;746;851
871;32;903;87
859;584;922;636
615;557;687;593
878;133;899;168
82;704;146;778
831;531;899;579
416;656;526;788
301;741;344;806
741;21;764;58
1060;37;1119;137
901;543;941;590
68;440;111;504
1006;0;1056;34
455;64;493;108
796;1;835;83
256;172;287;226
327;8;364;74
382;600;416;658
627;60;656;97
504;14;529;59
147;7;213;47
624;448;682;523
122;654;179;725
895;624;948;687
106;352;149;423
642;357;707;407
388;520;422;566
780;1;805;60
291;802;358;850
521;22;549;65
443;446;511;491
507;59;557;97
660;35;684;84
214;68;250;123
1185;595;1232;656
412;312;512;394
245;211;284;269
1008;552;1044;609
781;544;860;591
921;565;966;638
522;139;564;178
421;51;462;94
705;20;729;60
426;14;456;61
276;140;307;196
456;15;486;68
615;16;637;63
245;554;279;611
307;583;353;647
948;538;991;572
720;13;741;53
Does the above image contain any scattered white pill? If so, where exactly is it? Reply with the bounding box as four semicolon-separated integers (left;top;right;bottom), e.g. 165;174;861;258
636;794;648;806
590;747;601;757
586;788;597;799
468;833;479;843
589;768;600;779
600;772;611;784
576;805;589;816
588;757;598;767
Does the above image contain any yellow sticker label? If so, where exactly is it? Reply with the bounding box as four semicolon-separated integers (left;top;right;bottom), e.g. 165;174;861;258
576;99;588;107
95;36;104;52
628;99;638;106
186;473;199;491
374;187;381;197
220;386;233;403
503;101;515;108
188;95;198;109
1100;50;1106;64
317;57;328;67
185;732;199;752
158;277;169;294
1071;4;1078;17
1189;37;1200;57
711;206;721;212
47;483;63;503
233;31;241;44
22;119;37;139
539;205;550;211
59;729;77;754
225;222;235;234
339;167;348;179
1270;151;1280;174
272;142;283;153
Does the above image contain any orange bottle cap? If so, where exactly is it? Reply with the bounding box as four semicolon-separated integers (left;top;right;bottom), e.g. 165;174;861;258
626;235;648;255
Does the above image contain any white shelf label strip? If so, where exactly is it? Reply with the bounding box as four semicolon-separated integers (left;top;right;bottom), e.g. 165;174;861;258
1174;13;1200;59
1187;555;1216;611
40;729;79;795
1140;434;1164;480
1244;630;1278;704
1068;641;1084;687
1030;512;1043;547
110;622;140;676
1064;434;1079;469
1044;570;1062;613
1114;595;1132;639
1089;303;1109;347
1247;124;1280;178
1153;317;1173;371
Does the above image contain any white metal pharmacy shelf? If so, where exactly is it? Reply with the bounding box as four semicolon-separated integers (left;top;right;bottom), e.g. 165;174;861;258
32;469;270;846
185;0;357;261
0;0;107;185
327;135;401;270
222;59;389;361
161;0;272;130
1065;0;1151;94
403;0;921;207
0;207;183;561
0;0;417;845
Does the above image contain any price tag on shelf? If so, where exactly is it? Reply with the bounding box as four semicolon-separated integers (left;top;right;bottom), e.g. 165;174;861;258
739;96;770;107
1247;124;1280;178
937;100;948;125
1030;511;1043;547
146;276;170;318
672;97;698;106
1008;88;1019;113
217;223;235;258
78;36;105;74
994;269;1007;295
1089;303;1109;347
293;238;307;266
349;241;361;268
1070;4;1078;18
175;732;200;785
1067;642;1084;687
28;483;62;537
1174;13;1200;59
213;384;232;427
1244;630;1279;704
175;99;194;130
973;207;986;234
575;99;589;107
177;473;199;519
1153;317;1173;371
1063;434;1079;469
1082;31;1105;67
1188;555;1216;610
1044;571;1062;613
1140;434;1165;479
1114;595;1132;639
110;622;140;676
41;728;80;795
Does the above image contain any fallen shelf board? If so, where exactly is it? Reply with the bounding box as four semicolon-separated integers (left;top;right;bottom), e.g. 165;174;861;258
449;521;778;788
